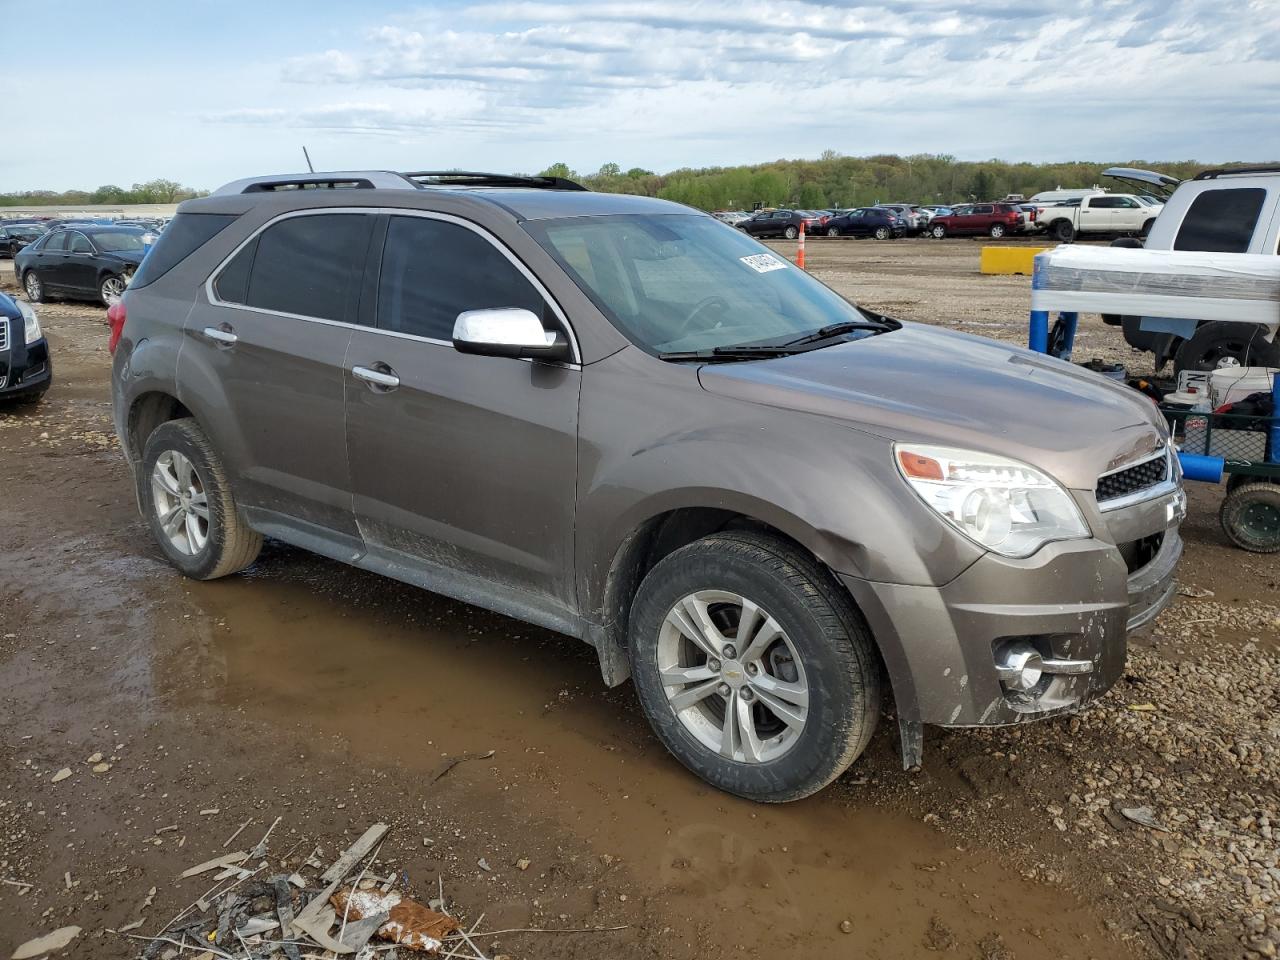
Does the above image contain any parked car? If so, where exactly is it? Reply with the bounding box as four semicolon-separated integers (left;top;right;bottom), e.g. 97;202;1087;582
927;202;1025;238
15;225;148;306
0;290;51;405
1099;165;1280;373
712;211;752;226
874;204;926;232
1028;187;1104;204
737;209;824;239
109;169;1184;801
822;207;905;239
1036;194;1162;242
0;224;45;258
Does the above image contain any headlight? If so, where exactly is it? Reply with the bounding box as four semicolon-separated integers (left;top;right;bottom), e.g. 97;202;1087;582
894;443;1090;558
18;299;41;344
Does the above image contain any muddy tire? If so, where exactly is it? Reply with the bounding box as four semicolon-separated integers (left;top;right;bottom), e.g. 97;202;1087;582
1219;482;1280;553
23;270;44;303
1174;320;1280;375
141;418;262;580
1051;219;1074;242
627;530;881;802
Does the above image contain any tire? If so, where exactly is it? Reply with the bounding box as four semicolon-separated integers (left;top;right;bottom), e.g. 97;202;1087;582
1110;237;1143;249
873;226;890;240
23;270;44;303
1219;482;1280;553
988;223;1005;239
930;224;946;239
627;530;881;802
784;226;799;240
1173;320;1280;375
99;273;127;307
140;418;263;580
1051;220;1074;242
826;227;839;237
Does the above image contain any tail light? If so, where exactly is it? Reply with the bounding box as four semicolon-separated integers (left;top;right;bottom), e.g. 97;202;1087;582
107;300;126;354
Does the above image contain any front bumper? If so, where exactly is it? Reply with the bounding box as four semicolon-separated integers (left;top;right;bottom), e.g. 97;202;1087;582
0;321;51;399
842;484;1183;728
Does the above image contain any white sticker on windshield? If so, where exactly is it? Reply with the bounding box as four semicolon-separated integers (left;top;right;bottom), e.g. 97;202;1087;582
739;253;788;274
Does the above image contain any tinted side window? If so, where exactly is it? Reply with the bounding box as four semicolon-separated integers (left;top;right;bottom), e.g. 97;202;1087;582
68;232;93;253
241;214;372;321
1174;188;1266;253
132;213;237;289
974;205;994;214
44;232;67;252
214;236;258;304
377;216;547;341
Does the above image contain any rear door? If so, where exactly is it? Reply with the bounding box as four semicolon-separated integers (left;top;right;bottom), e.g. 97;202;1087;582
344;212;581;618
35;231;69;289
64;231;100;293
967;204;994;233
184;210;374;556
1079;195;1114;230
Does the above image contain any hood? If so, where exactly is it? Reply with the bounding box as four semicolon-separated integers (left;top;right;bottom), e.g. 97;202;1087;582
697;323;1166;490
107;249;147;267
0;291;18;320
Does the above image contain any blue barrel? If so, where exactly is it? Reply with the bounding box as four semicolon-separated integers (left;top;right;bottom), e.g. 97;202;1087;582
1179;452;1224;483
1271;372;1280;464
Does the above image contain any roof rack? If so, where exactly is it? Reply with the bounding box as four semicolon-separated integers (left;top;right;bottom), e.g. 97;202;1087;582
211;172;414;196
1193;164;1280;180
403;171;588;191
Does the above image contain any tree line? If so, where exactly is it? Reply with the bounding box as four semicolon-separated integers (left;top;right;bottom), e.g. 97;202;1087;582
540;154;1226;211
0;179;204;207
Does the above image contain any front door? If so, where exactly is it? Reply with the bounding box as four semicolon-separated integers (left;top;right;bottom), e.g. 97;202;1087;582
181;210;375;557
344;213;581;622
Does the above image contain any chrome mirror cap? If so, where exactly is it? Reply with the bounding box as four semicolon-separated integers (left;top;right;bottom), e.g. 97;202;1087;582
452;308;570;362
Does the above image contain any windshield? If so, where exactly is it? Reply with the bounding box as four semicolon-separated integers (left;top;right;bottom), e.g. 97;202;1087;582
525;214;873;354
86;230;145;252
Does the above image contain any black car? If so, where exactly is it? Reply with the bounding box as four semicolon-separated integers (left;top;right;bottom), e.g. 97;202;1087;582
0;224;45;258
822;207;906;239
15;225;148;306
0;290;51;405
736;209;825;239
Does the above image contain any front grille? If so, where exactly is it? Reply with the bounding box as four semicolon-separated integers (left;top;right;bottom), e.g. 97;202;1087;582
1096;451;1169;504
0;317;8;352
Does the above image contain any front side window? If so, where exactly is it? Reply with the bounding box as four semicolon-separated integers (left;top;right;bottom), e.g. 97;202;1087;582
377;216;548;341
219;213;373;322
87;230;144;252
526;213;877;354
1174;188;1266;253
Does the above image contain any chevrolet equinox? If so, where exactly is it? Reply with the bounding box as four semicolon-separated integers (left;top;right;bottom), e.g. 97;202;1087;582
109;171;1185;801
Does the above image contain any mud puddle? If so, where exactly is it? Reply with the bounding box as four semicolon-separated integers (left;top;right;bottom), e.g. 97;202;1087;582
156;545;1134;958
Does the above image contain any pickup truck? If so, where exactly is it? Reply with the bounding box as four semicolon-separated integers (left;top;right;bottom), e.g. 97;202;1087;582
1036;194;1162;242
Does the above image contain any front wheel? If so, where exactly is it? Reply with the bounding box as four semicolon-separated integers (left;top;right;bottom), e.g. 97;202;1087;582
23;270;44;303
783;226;799;240
141;419;263;580
1220;483;1280;553
100;274;127;307
627;531;881;802
989;223;1006;239
1173;320;1280;375
930;224;946;239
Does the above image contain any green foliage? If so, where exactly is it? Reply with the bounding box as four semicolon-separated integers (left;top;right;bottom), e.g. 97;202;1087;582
0;178;206;207
572;154;1234;211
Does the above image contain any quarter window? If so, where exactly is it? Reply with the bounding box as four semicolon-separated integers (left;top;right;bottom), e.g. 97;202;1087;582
218;213;373;322
376;216;548;342
1174;188;1266;253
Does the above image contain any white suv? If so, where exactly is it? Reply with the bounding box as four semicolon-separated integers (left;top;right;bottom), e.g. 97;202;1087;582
1104;165;1280;373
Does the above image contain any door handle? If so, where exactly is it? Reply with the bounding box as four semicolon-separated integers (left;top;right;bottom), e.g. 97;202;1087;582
352;364;400;390
202;326;238;345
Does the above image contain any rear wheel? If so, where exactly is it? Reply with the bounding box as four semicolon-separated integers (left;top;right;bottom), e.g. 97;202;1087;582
988;223;1006;239
23;270;43;303
930;224;946;239
1052;220;1074;242
784;225;799;240
826;227;839;237
99;274;127;307
627;530;881;802
141;419;263;580
873;226;890;240
1173;320;1280;375
1220;483;1280;553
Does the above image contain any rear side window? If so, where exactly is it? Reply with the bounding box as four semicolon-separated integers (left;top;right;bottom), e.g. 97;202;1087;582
1174;188;1266;252
376;216;547;341
44;232;67;252
131;213;237;288
219;213;373;322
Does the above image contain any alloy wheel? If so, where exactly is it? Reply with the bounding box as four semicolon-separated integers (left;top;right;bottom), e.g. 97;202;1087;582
101;275;127;306
658;590;809;764
151;450;210;556
874;227;889;240
24;273;40;300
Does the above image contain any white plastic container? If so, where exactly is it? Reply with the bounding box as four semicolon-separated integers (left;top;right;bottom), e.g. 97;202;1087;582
1209;367;1280;408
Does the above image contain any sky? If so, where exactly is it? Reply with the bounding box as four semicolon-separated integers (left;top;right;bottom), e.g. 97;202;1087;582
5;0;1280;192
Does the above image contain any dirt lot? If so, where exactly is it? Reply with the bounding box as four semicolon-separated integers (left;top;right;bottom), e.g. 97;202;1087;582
1;239;1277;960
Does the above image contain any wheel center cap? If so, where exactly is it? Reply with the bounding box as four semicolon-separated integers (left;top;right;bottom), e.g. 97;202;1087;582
720;659;746;687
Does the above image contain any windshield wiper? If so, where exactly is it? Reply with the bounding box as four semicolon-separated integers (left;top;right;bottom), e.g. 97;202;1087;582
782;319;897;347
658;344;805;362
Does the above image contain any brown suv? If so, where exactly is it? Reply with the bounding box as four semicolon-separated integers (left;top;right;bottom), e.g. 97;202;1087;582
109;170;1184;801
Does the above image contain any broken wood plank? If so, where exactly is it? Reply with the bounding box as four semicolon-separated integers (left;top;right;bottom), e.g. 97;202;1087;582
181;851;249;879
320;824;389;885
12;926;81;959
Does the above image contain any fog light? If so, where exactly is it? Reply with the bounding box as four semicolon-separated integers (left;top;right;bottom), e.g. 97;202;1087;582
994;641;1094;693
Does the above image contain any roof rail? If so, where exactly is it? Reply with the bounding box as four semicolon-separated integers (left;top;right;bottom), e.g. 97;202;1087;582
402;171;589;191
1192;164;1280;180
211;171;414;196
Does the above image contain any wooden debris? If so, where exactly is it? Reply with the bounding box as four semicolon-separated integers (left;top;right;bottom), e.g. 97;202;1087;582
320;824;389;884
331;887;460;953
11;925;81;959
222;819;251;849
181;851;248;879
426;751;495;786
249;816;282;858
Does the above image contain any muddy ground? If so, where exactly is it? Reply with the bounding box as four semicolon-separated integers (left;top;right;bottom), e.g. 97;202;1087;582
1;240;1276;960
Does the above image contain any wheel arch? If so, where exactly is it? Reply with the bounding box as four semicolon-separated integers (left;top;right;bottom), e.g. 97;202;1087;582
126;390;194;464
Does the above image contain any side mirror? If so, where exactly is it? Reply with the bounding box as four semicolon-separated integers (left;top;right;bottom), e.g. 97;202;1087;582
452;308;572;363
